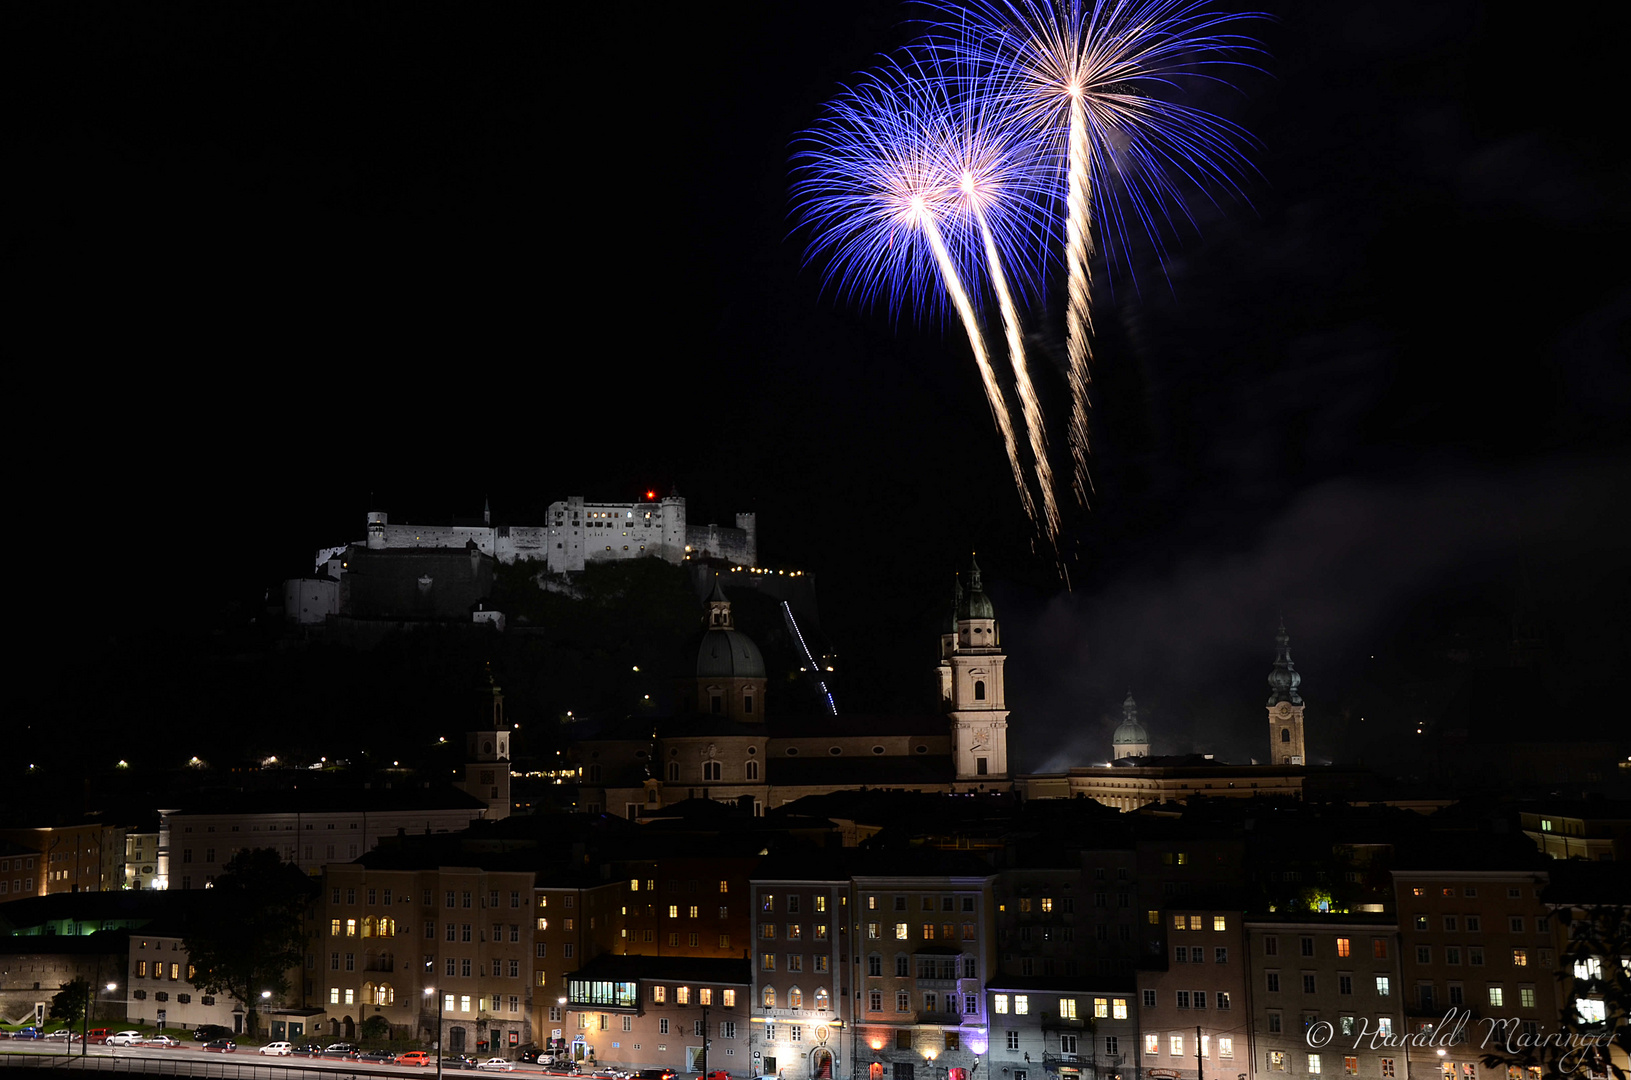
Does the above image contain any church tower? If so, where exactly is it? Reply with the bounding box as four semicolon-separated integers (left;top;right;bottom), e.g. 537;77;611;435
461;666;512;819
1266;620;1306;766
949;555;1009;781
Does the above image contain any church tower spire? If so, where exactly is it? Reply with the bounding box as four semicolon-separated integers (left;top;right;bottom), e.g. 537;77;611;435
949;554;1009;783
1267;620;1307;765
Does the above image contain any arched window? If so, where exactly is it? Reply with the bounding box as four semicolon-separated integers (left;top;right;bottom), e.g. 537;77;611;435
745;760;759;781
669;763;680;781
703;761;722;781
587;764;603;783
744;694;754;714
1281;728;1291;743
647;789;659;804
379;917;395;937
789;987;803;1009
974;680;986;701
361;916;375;938
763;987;776;1008
710;695;723;715
814;988;830;1011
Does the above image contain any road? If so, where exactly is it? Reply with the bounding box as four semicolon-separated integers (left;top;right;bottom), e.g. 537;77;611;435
0;1043;583;1078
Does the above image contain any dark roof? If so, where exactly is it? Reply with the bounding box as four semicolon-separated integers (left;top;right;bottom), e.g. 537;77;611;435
768;754;953;786
765;715;946;738
163;783;486;815
568;954;752;986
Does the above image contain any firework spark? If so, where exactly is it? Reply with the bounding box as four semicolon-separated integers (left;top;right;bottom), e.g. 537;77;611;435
950;0;1266;505
792;58;1053;527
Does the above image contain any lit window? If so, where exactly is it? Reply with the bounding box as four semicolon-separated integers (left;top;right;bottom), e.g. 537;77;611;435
1015;995;1029;1015
994;995;1009;1015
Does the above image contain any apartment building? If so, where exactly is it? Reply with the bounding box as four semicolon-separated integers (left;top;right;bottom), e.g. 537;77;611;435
317;861;535;1054
1137;907;1250;1080
1243;914;1401;1080
1392;869;1558;1080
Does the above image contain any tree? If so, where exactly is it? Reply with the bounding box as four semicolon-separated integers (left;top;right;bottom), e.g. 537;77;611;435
183;848;316;1041
361;1015;392;1043
1481;875;1631;1080
48;978;90;1027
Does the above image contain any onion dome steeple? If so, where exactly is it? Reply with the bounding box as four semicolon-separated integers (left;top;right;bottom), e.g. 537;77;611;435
1266;619;1303;707
957;553;995;621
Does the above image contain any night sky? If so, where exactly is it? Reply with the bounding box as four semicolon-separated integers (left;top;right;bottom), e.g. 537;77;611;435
10;2;1627;777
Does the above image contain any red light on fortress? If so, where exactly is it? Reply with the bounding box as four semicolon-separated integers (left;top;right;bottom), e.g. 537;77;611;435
645;490;656;500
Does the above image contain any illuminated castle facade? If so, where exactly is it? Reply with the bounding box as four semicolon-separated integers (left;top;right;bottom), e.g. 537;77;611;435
341;492;756;574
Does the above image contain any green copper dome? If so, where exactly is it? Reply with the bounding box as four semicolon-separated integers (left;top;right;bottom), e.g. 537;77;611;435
957;554;995;620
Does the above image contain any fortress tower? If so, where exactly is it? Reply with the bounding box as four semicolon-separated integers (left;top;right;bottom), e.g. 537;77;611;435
948;555;1009;781
1267;620;1306;766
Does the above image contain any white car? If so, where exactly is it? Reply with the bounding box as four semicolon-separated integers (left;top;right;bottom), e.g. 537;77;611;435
260;1042;294;1056
477;1059;516;1072
106;1031;145;1047
144;1035;182;1048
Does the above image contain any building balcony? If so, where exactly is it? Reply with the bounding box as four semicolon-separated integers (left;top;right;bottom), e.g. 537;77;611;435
1038;1012;1087;1029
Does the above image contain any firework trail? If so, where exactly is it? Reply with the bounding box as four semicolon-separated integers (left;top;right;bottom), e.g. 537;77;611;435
950;0;1265;506
968;186;1061;539
792;58;1050;526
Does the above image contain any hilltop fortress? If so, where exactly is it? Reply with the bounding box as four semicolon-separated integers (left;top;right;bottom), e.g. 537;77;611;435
353;492;756;573
285;493;757;627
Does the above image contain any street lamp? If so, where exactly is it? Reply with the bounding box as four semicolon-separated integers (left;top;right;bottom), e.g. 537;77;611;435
426;986;445;1080
261;990;273;1042
81;980;117;1058
558;998;568;1064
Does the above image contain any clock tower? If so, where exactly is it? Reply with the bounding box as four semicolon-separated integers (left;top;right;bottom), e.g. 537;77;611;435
1266;620;1306;766
949;555;1009;782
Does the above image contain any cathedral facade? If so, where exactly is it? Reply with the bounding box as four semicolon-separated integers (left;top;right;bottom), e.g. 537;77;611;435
573;558;1013;818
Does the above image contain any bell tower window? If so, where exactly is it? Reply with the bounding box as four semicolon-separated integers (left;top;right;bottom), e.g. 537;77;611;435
974;680;986;701
1281;728;1290;743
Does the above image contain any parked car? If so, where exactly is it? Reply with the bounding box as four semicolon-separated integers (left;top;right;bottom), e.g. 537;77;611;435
634;1070;676;1080
12;1028;44;1040
202;1039;236;1053
358;1049;397;1063
704;1072;731;1080
44;1029;77;1040
323;1043;361;1058
145;1035;183;1048
106;1031;144;1047
259;1042;293;1056
478;1059;516;1072
445;1054;480;1070
593;1068;633;1079
85;1029;110;1044
291;1043;324;1056
193;1025;233;1042
397;1051;433;1067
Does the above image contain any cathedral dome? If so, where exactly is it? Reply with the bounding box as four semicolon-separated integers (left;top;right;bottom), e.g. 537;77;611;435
684;577;766;680
688;627;766;680
1112;716;1148;746
1111;691;1149;756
